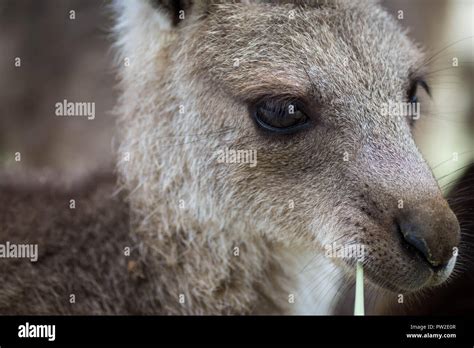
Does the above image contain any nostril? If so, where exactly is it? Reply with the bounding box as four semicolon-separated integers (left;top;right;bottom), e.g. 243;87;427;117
403;232;436;265
394;202;460;271
396;220;444;268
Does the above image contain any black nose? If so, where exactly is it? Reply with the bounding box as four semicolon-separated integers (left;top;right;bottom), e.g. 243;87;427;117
396;203;460;268
400;223;440;267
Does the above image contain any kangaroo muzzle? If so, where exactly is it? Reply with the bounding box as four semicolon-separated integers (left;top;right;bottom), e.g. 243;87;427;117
396;199;460;271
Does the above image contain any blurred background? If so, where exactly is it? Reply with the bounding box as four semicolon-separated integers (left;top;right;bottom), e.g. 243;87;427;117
0;0;472;314
0;0;116;177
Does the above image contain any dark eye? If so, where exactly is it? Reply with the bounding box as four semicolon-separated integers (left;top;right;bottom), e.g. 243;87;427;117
407;78;430;104
406;78;430;127
252;99;310;134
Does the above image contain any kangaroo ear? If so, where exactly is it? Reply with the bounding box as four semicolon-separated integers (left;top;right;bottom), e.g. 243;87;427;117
151;0;202;26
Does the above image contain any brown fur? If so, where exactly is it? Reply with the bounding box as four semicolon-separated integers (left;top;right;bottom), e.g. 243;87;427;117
0;0;461;314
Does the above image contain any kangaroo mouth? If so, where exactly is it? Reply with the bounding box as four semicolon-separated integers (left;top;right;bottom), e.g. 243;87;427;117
337;202;460;294
362;257;456;294
352;226;458;294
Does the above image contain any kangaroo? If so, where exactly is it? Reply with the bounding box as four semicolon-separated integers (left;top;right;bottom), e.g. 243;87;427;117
0;0;461;315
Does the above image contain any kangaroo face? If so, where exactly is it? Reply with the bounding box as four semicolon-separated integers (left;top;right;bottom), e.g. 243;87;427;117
117;0;460;294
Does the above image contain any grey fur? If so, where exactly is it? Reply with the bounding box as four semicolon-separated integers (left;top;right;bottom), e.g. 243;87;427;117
0;0;460;314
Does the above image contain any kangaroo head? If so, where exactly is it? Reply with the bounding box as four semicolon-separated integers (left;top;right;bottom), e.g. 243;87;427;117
115;0;460;295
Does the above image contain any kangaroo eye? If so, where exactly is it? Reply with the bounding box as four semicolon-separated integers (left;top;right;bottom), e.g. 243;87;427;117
253;99;310;134
407;78;430;104
406;78;430;127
